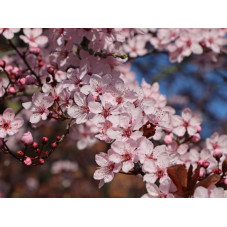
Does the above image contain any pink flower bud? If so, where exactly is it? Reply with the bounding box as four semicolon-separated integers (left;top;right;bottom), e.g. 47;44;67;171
17;150;24;157
29;46;40;55
8;86;16;94
199;170;204;177
19;78;26;85
25;75;36;85
198;159;204;165
47;67;55;75
39;159;45;165
0;60;6;68
191;133;201;143
203;161;210;168
213;148;222;159
224;178;227;185
51;142;57;148
12;67;22;77
42;137;48;143
21;131;33;145
196;125;202;132
32;142;39;148
24;157;32;166
164;135;173;144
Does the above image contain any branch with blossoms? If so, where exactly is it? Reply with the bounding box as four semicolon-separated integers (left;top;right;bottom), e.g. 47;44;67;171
0;28;227;198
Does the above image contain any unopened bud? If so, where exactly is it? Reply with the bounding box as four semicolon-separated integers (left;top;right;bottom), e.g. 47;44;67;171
199;170;205;178
19;78;26;85
164;135;173;144
47;67;55;75
213;149;222;160
24;157;32;166
224;178;227;185
39;158;45;165
196;125;202;132
21;131;33;145
51;142;57;148
0;60;6;68
8;86;16;94
32;142;38;148
16;150;24;157
29;46;40;55
42;137;48;143
191;133;201;143
203;160;210;168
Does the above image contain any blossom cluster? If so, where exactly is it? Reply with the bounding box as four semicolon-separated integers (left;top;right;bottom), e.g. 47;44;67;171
122;28;227;62
0;28;226;198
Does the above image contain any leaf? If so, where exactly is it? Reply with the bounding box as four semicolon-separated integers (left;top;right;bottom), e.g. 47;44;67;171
167;164;188;192
195;174;221;189
222;159;227;174
139;121;156;138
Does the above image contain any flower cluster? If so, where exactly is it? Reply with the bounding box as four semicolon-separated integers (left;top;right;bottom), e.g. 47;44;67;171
0;28;226;198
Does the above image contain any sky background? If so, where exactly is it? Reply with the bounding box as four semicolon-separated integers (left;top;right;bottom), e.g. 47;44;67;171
132;53;227;139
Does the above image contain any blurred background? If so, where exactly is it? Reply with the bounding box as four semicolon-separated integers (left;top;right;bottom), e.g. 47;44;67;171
0;31;227;198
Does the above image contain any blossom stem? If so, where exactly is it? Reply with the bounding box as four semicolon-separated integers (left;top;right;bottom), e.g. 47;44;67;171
8;40;42;86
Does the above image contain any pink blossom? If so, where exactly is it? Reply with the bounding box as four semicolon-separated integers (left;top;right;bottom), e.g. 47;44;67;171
142;179;175;198
20;28;48;47
22;92;54;124
0;28;20;39
94;151;122;188
137;138;170;183
67;92;92;124
193;186;224;198
109;139;137;173
0;108;24;138
206;132;227;157
123;35;147;58
172;108;202;137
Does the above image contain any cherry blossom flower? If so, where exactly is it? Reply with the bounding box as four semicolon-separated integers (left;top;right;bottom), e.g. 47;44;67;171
109;139;137;173
94;151;122;188
20;28;48;47
172;108;202;137
0;28;20;39
64;66;90;92
123;35;147;58
193;186;224;198
0;108;24;138
67;92;92;124
106;103;143;141
142;179;175;198
23;92;54;124
206;132;227;157
137;138;170;183
203;29;225;53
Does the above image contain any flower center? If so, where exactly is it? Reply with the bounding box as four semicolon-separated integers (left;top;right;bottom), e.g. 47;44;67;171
123;127;132;137
116;96;123;104
82;105;90;114
183;121;189;128
122;153;132;161
157;169;164;179
3;122;10;130
102;109;110;118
